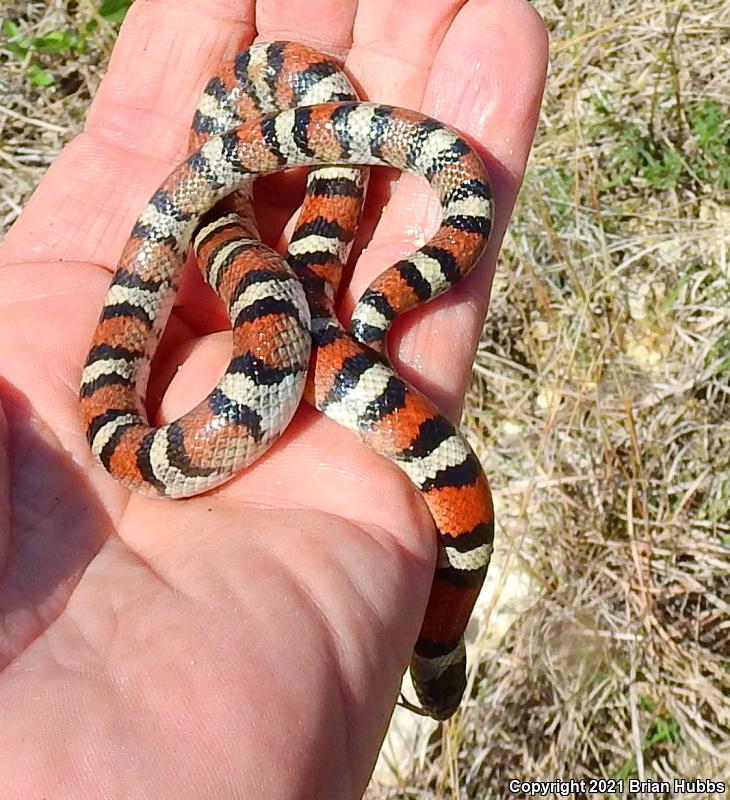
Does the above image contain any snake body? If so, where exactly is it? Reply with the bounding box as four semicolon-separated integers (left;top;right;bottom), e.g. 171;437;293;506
80;42;495;720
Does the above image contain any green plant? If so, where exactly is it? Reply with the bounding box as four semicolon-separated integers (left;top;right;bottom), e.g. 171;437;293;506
615;707;682;780
98;0;134;24
592;96;730;194
1;1;133;87
686;99;730;190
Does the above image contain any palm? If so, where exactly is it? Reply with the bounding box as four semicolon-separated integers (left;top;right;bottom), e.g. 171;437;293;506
0;1;546;796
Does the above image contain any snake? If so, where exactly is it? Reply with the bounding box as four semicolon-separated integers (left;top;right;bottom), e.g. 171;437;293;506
79;41;495;721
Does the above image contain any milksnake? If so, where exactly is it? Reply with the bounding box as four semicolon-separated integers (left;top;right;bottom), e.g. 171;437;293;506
80;41;495;720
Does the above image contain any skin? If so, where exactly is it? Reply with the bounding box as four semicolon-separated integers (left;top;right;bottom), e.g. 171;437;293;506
0;0;548;797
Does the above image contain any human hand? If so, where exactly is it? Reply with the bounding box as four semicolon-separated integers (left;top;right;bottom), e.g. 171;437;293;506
0;1;547;797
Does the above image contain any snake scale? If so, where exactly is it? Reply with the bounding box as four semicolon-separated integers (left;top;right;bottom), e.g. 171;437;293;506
80;41;495;720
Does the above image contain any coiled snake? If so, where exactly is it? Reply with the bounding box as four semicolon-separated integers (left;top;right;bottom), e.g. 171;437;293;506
80;41;495;720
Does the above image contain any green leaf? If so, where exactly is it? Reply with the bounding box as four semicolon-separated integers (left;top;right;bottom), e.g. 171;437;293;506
2;19;18;37
74;32;89;55
5;39;29;57
31;29;75;54
638;695;655;713
3;18;31;57
99;0;134;23
27;63;55;87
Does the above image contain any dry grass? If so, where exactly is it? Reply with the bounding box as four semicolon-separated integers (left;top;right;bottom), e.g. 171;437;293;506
2;1;729;797
1;1;120;230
